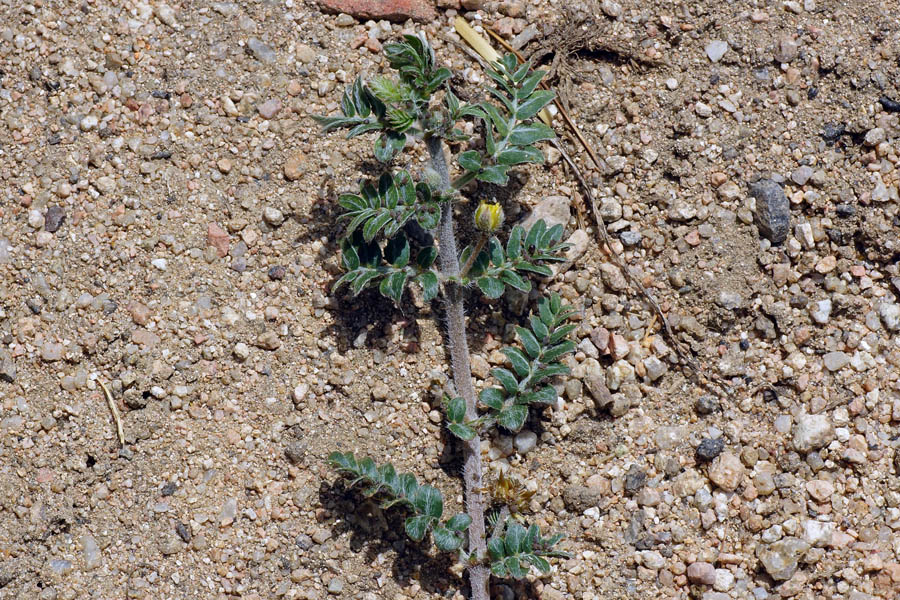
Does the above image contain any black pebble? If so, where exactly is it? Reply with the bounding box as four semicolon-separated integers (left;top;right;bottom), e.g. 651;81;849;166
879;96;900;113
822;122;846;142
696;438;725;461
176;522;192;542
268;265;286;281
835;203;856;218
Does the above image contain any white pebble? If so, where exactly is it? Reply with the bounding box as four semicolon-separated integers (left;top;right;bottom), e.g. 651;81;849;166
514;430;537;454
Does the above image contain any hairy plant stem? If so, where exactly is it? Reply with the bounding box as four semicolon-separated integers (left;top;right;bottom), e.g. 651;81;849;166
459;233;488;279
426;134;489;600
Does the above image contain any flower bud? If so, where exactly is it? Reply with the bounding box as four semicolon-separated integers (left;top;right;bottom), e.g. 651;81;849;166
474;202;503;233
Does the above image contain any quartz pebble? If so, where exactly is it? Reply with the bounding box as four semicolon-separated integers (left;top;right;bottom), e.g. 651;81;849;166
792;414;835;453
705;40;728;62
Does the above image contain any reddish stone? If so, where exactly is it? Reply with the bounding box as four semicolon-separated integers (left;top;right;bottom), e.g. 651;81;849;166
686;561;715;585
316;0;436;22
207;223;230;257
128;301;151;326
364;37;383;53
132;329;160;347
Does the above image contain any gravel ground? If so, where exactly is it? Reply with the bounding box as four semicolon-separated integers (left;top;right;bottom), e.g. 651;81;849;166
1;1;899;599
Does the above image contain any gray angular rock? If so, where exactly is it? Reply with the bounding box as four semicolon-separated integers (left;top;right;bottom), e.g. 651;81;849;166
624;465;647;493
45;205;66;233
642;356;667;381
716;290;744;310
750;179;790;243
791;166;813;186
758;537;809;580
0;352;15;383
247;38;276;63
521;195;571;230
822;351;849;371
695;395;720;414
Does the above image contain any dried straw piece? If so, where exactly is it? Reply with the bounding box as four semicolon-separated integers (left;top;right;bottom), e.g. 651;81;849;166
98;379;125;447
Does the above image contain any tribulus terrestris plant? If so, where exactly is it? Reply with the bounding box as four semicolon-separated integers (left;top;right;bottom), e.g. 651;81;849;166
316;34;576;599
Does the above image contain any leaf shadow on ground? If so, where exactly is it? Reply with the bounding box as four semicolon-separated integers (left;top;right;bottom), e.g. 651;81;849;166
317;478;463;596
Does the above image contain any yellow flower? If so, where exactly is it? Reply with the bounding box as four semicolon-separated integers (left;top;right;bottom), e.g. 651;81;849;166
474;201;503;233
